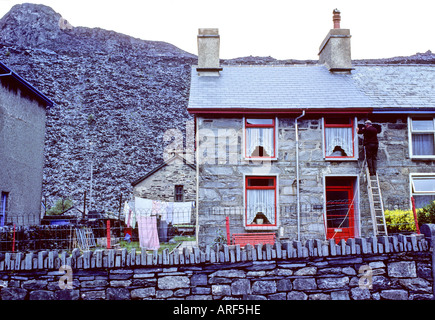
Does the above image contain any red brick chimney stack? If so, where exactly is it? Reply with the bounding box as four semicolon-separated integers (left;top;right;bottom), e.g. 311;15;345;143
333;9;341;29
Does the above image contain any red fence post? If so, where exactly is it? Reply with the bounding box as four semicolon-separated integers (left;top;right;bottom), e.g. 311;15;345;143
106;219;111;249
12;224;15;253
226;216;231;245
411;197;421;235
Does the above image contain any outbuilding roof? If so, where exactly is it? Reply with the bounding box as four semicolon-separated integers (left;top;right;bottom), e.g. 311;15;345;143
131;153;196;187
0;60;54;108
187;64;435;114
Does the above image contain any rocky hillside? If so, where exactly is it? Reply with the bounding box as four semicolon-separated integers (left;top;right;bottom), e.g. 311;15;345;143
0;3;434;215
0;3;198;214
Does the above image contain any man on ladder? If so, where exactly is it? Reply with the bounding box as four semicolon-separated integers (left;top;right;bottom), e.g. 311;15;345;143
357;119;387;236
357;120;379;176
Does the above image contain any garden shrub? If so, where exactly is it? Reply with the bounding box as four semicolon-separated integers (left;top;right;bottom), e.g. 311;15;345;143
384;209;417;233
46;198;73;216
417;200;435;227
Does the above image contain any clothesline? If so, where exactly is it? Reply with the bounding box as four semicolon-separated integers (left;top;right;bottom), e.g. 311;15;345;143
123;197;195;251
123;197;195;229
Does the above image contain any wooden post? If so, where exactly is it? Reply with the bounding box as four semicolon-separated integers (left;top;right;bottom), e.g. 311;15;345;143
83;191;87;220
118;194;122;221
106;220;111;249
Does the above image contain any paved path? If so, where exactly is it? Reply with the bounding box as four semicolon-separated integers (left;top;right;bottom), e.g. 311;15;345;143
176;240;197;252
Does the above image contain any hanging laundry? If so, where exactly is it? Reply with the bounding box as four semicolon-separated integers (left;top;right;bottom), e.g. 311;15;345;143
166;202;174;224
152;200;162;215
159;201;169;221
123;201;136;228
172;202;194;225
157;201;169;243
135;197;153;216
137;215;160;250
123;232;131;243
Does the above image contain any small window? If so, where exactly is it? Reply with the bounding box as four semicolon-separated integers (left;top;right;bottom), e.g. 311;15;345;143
245;176;276;226
410;118;435;158
411;175;435;208
174;185;184;202
324;118;356;159
1;192;8;227
245;118;276;159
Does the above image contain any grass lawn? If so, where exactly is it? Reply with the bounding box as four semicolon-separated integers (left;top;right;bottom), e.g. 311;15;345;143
118;235;196;254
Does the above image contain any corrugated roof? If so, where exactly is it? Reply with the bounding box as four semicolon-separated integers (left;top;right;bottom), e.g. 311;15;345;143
187;64;435;112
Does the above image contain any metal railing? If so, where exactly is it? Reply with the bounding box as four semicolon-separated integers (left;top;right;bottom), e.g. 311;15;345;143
0;200;422;253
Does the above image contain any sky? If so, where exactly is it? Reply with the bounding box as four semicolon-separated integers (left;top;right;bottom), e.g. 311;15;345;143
0;0;434;60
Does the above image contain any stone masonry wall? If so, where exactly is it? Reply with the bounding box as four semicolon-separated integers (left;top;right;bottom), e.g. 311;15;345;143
196;115;435;246
132;157;196;203
0;234;432;300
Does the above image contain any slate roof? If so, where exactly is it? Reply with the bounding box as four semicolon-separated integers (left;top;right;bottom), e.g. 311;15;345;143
131;153;196;187
187;64;435;112
0;61;54;108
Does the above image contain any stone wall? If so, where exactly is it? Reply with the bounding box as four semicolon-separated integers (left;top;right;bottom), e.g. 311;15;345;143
196;115;435;246
0;233;432;300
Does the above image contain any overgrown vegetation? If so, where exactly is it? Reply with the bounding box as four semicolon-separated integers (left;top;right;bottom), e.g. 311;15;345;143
417;200;435;226
385;200;435;233
384;209;417;233
46;198;73;216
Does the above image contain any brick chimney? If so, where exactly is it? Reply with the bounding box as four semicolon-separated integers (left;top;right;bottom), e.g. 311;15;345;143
318;9;353;73
196;28;222;76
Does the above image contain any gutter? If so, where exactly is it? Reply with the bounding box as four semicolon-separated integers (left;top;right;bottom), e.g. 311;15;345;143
373;109;435;114
295;110;305;241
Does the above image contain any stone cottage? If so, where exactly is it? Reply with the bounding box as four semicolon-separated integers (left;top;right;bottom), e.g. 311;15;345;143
131;153;196;203
187;11;435;247
0;61;54;226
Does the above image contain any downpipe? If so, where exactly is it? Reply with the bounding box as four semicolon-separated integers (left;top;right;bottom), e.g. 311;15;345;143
295;110;305;241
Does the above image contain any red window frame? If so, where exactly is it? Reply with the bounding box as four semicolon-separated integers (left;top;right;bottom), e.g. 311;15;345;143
245;176;277;227
245;118;276;159
324;118;355;159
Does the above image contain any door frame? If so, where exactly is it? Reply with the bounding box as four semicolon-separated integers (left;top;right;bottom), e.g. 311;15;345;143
323;175;360;242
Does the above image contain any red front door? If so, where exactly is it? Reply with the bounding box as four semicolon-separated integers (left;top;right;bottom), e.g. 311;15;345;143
326;183;355;243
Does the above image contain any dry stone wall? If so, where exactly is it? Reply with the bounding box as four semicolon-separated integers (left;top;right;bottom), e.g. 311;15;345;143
0;233;433;300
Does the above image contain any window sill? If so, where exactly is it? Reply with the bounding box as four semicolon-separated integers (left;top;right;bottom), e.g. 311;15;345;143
324;157;358;162
244;157;278;162
410;156;435;161
245;225;278;231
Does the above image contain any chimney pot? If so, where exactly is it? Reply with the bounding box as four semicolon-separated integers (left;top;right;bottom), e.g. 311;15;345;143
333;9;341;29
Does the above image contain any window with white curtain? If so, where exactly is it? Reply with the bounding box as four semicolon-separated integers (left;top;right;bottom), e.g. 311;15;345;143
410;118;435;158
245;118;276;159
324;118;355;159
411;175;435;209
245;176;276;226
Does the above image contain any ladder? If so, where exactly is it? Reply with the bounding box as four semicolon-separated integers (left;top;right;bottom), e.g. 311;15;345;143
365;165;388;236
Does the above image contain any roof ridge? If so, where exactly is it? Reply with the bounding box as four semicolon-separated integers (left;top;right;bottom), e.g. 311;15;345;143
219;64;321;68
354;63;435;67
